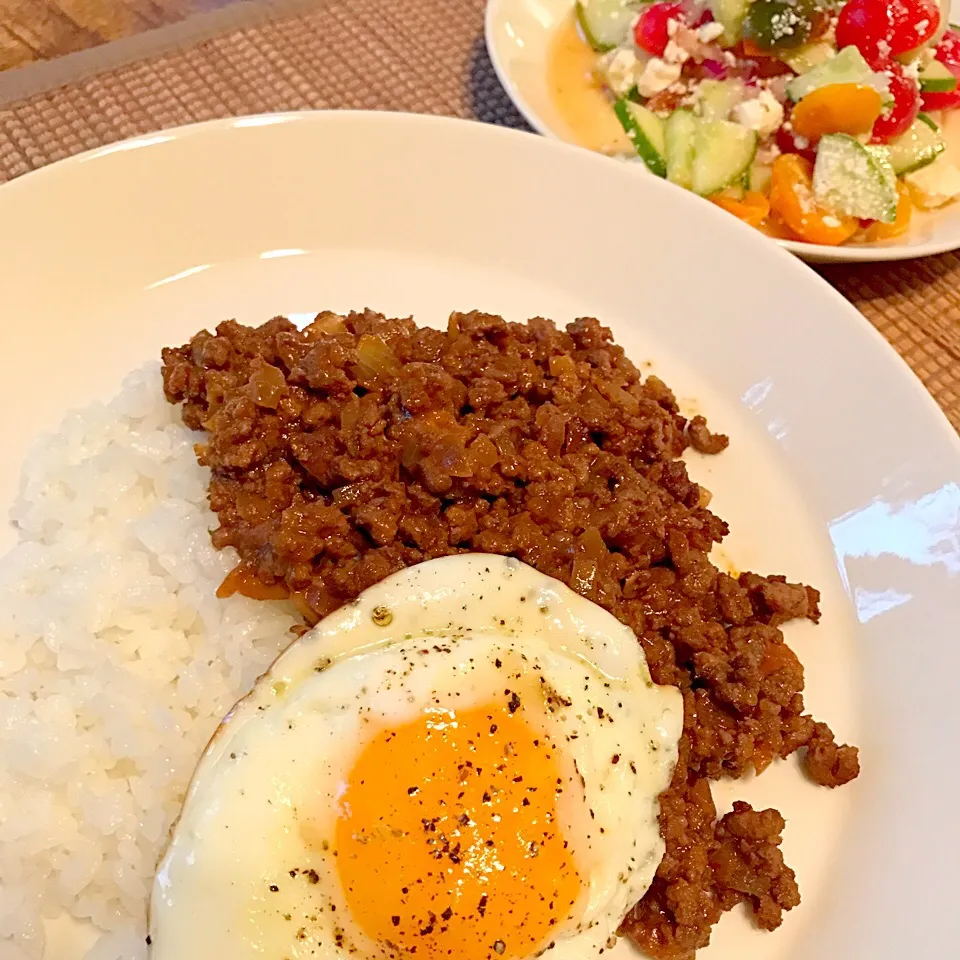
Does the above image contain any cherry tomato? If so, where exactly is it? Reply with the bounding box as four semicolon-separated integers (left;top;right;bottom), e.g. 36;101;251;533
935;28;960;69
775;116;818;161
871;63;921;142
862;183;914;241
888;0;940;55
921;33;960;108
769;155;860;245
922;86;960;109
633;2;684;56
791;83;884;139
709;191;771;229
835;0;893;61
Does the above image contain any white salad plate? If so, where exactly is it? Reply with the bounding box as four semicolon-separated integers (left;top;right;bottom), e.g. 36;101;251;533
485;0;960;262
0;111;958;960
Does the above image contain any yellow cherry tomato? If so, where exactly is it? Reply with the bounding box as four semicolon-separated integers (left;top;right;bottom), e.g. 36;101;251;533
769;154;859;245
790;83;884;140
709;191;772;229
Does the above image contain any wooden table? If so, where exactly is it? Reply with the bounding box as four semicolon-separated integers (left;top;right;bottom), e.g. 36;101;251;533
0;0;237;69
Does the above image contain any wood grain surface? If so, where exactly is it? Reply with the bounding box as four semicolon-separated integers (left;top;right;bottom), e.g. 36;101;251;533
0;0;237;69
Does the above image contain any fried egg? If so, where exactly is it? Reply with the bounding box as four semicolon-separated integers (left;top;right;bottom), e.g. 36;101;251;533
149;555;682;960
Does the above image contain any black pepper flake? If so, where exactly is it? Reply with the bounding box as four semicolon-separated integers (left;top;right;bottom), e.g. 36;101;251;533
611;754;620;764
478;894;488;916
408;786;419;795
630;761;637;774
392;916;401;927
495;658;502;668
489;724;498;734
304;869;319;884
507;691;521;713
482;791;491;802
269;884;279;892
145;937;152;947
441;907;453;921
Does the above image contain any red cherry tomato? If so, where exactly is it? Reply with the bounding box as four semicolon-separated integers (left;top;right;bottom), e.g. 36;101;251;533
888;0;940;55
835;0;893;61
776;124;817;162
934;28;960;69
871;63;921;142
921;87;960;110
634;1;685;56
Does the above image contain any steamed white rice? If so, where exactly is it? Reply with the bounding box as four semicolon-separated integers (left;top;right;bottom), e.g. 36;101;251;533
0;365;298;959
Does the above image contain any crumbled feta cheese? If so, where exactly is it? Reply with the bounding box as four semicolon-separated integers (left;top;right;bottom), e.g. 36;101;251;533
733;90;785;138
635;58;683;98
697;21;725;44
600;48;640;97
663;40;691;65
902;57;922;81
667;18;681;39
822;215;842;228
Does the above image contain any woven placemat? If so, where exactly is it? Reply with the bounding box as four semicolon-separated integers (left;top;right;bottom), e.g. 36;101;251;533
0;0;957;432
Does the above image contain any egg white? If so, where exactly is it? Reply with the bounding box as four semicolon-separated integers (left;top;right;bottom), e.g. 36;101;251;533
149;555;682;960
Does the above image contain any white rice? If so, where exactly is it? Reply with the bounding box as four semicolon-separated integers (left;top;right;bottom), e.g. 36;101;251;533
0;364;298;959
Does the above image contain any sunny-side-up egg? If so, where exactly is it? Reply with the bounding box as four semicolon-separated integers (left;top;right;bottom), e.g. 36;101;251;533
149;554;682;960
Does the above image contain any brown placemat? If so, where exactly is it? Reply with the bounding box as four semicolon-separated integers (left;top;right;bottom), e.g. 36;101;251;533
0;0;957;432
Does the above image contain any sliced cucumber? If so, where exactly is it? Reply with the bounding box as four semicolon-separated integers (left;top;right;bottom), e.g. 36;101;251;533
887;116;946;174
691;119;758;195
812;133;898;223
613;99;667;177
781;41;834;74
708;0;751;45
696;79;746;122
786;46;892;104
665;110;698;189
919;59;958;94
749;160;774;194
576;0;641;52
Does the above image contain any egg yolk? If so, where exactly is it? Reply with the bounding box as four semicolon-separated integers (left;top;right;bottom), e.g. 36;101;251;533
332;690;582;960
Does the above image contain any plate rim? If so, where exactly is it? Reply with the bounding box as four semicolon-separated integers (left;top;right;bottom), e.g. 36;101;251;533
3;107;960;960
482;0;960;264
3;107;958;450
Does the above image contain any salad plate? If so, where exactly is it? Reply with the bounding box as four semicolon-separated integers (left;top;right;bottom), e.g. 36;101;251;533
486;0;960;262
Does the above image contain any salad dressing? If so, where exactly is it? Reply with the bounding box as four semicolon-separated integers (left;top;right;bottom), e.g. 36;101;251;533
548;13;630;153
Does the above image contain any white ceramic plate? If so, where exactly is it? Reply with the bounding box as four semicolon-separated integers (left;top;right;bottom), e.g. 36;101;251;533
1;112;958;960
485;0;960;263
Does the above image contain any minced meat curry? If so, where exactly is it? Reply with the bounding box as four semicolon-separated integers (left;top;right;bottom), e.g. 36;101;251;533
162;309;859;959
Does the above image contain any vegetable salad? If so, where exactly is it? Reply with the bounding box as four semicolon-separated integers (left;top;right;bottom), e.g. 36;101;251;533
577;0;960;244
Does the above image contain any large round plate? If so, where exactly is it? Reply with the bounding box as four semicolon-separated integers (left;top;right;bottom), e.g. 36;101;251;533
485;0;960;263
1;112;958;960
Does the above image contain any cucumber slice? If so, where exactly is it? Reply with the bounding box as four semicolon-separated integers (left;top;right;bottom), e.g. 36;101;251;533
613;99;667;177
919;59;958;93
887;116;946;174
665;110;698;189
782;42;834;74
749;160;773;194
812;133;898;223
708;0;750;45
691;119;758;195
576;0;640;52
696;79;746;122
786;46;892;104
